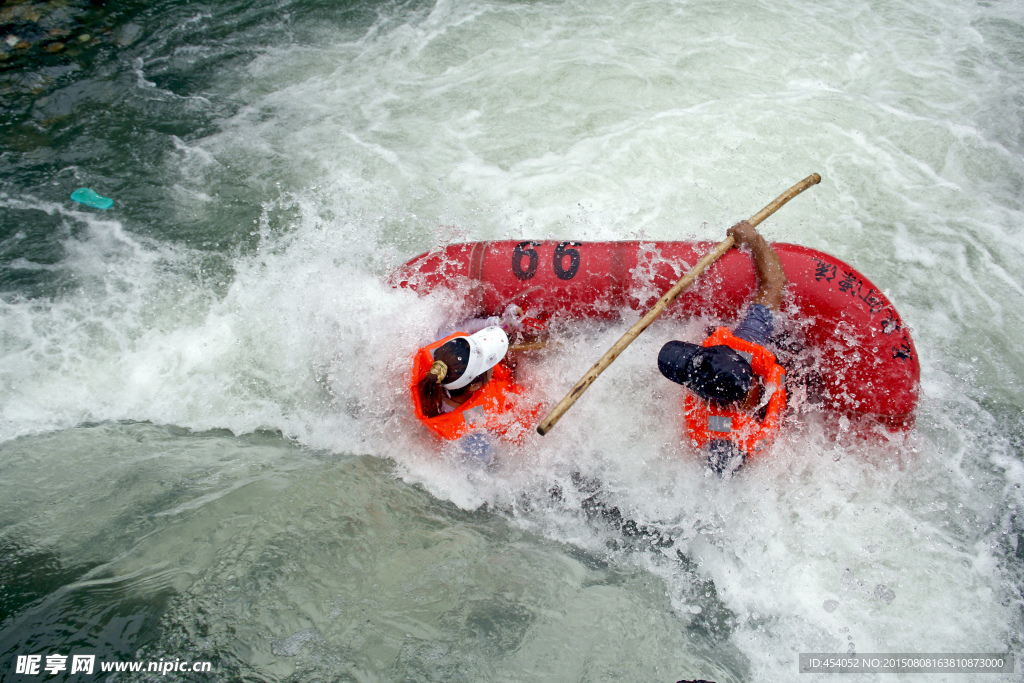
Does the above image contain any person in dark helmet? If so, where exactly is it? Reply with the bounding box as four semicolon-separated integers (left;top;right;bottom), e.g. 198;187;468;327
658;220;789;474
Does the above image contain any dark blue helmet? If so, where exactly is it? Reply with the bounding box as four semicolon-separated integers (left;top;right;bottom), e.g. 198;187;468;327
658;341;754;404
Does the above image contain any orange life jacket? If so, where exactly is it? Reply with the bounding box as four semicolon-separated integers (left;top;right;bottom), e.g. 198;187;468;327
683;327;787;459
409;332;541;444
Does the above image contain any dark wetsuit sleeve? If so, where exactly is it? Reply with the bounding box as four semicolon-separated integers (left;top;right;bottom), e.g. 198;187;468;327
732;303;774;346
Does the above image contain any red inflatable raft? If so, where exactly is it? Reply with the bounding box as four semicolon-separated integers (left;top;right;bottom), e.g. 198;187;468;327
391;240;920;433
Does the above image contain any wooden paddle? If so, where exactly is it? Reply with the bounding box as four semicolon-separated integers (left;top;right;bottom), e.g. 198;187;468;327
535;173;822;436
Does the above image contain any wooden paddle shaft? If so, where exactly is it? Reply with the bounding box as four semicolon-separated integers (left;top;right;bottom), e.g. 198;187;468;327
536;173;821;436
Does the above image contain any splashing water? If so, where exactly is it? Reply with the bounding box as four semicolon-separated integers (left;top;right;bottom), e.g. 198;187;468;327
1;0;1022;680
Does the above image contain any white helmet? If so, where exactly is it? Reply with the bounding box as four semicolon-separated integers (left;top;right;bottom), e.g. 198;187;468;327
442;326;509;390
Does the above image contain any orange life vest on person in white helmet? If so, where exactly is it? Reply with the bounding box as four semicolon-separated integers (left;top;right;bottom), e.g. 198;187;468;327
683;327;787;459
409;332;541;444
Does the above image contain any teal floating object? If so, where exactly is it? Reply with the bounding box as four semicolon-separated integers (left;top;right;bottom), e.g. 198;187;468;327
71;188;114;210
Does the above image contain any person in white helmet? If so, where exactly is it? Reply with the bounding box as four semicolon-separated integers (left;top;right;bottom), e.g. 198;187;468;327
418;325;511;417
418;305;525;418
